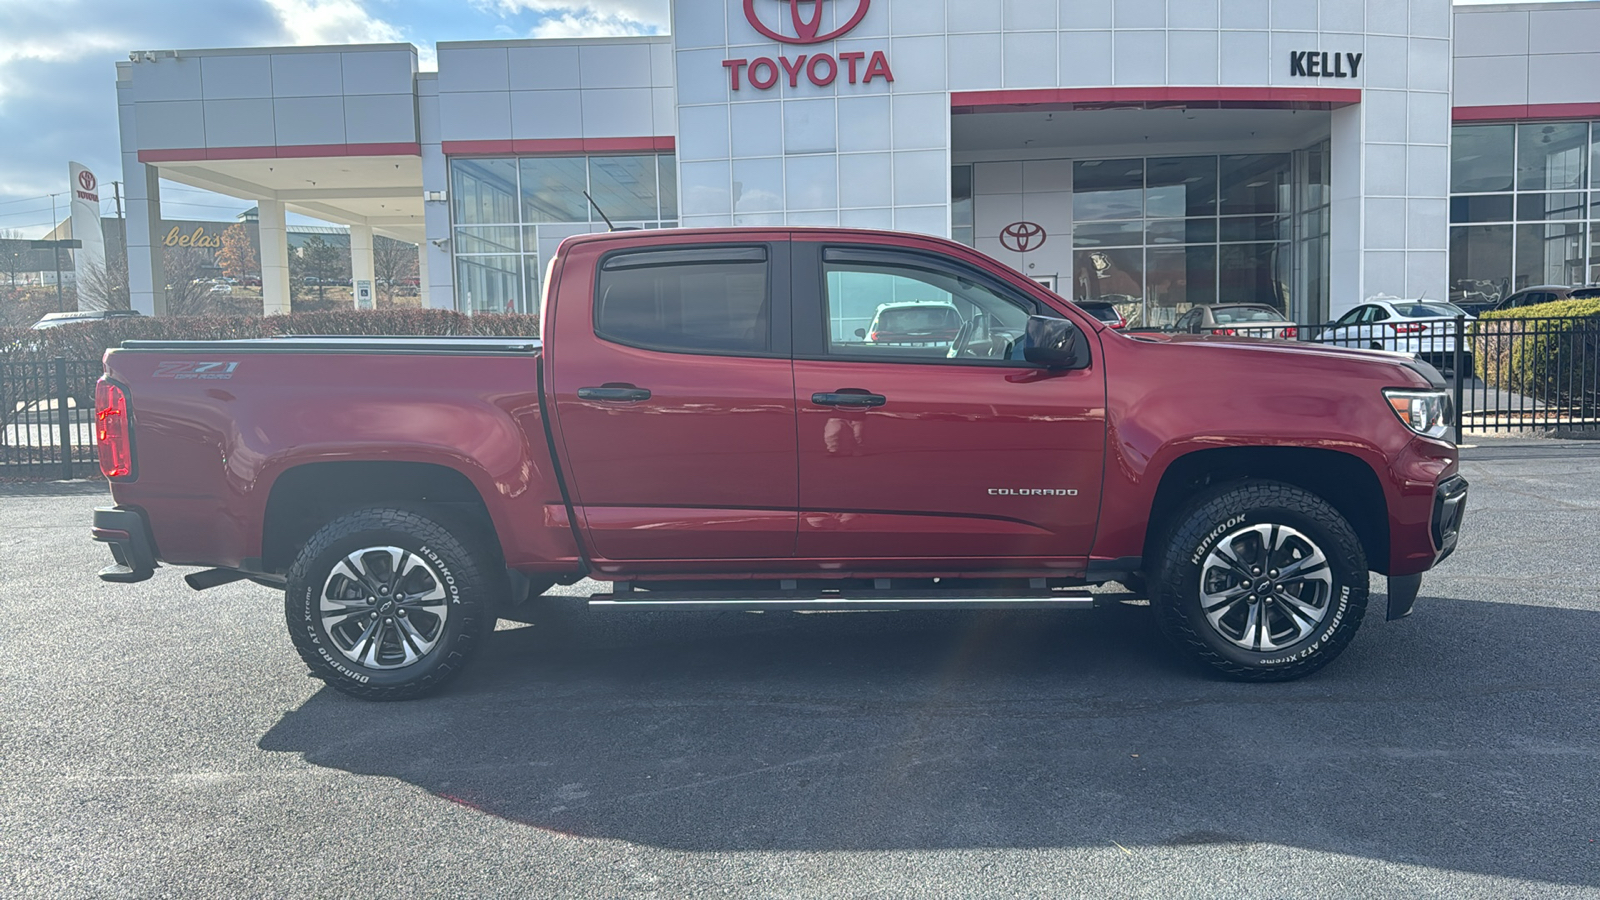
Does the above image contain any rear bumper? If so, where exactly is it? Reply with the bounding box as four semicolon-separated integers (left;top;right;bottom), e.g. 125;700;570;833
92;506;158;583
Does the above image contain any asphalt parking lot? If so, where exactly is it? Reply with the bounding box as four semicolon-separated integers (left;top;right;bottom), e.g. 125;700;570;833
2;440;1598;898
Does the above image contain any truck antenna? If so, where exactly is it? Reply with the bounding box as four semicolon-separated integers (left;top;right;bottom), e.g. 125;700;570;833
583;191;617;232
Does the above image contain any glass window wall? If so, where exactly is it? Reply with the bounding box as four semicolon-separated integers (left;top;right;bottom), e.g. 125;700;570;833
1450;122;1600;300
450;154;678;313
1069;153;1301;328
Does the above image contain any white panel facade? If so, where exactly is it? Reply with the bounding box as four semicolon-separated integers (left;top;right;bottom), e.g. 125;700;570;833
438;37;671;144
665;0;1456;305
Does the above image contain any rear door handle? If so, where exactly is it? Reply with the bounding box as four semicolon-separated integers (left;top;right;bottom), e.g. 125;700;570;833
812;391;886;408
577;385;652;402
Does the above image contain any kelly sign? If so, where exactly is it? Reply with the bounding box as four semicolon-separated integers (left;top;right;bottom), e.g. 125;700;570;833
725;0;894;91
1289;51;1363;78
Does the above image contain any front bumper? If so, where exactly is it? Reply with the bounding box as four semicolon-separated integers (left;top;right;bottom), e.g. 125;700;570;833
93;506;158;583
1388;473;1469;620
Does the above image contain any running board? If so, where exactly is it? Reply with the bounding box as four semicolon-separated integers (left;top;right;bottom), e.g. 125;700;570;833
587;589;1098;612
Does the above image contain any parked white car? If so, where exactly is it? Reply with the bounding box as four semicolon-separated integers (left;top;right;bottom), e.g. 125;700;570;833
1318;298;1475;373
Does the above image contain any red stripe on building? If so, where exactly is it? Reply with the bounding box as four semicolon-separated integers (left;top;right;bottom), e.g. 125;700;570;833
441;137;677;156
138;143;422;163
951;87;1362;113
1453;103;1600;122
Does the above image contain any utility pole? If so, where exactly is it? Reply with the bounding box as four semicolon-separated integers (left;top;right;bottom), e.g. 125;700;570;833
112;181;124;222
30;240;80;311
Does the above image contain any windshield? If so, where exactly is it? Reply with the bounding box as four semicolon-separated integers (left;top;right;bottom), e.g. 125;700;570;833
876;307;962;332
1211;306;1286;324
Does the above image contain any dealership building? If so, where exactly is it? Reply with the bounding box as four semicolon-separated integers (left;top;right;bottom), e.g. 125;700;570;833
114;0;1600;325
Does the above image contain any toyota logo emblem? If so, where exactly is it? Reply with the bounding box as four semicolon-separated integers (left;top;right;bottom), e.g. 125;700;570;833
1000;222;1047;253
78;170;97;192
745;0;872;45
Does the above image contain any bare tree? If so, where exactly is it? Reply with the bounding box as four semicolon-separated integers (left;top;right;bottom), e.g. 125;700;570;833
79;249;131;311
373;235;419;307
0;229;27;292
162;246;220;316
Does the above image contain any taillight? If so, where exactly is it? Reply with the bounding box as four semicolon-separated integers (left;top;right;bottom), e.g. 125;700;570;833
868;331;880;341
1113;316;1126;329
1211;328;1237;336
95;379;133;479
1282;326;1298;339
1391;323;1426;334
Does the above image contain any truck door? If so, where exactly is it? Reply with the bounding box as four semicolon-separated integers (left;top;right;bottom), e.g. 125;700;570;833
790;241;1106;564
547;238;797;561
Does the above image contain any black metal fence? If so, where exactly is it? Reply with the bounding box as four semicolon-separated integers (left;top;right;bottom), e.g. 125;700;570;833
1174;314;1600;433
0;358;102;478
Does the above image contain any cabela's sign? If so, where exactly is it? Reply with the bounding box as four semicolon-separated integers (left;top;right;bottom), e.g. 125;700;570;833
724;0;894;91
163;225;226;249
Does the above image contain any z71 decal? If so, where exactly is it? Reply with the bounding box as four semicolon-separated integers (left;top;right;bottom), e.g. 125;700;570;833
153;361;240;380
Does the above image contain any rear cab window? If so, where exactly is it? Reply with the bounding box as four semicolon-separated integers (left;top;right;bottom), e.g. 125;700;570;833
594;246;781;356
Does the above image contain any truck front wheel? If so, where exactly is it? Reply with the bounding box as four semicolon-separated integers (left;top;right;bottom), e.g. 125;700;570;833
1153;481;1369;681
285;507;498;700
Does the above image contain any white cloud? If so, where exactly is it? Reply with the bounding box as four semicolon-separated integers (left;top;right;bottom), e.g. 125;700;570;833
529;10;659;38
483;0;668;27
264;0;405;45
474;1;668;38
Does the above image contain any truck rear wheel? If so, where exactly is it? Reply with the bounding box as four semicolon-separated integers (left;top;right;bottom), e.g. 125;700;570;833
1152;480;1369;681
285;507;498;700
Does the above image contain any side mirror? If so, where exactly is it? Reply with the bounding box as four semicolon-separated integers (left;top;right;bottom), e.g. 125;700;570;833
853;327;867;339
1022;315;1091;369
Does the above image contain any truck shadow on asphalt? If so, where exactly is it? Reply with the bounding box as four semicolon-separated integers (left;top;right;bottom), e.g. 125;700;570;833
260;596;1599;887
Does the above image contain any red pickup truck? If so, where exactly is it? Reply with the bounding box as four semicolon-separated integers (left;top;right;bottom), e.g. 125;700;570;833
91;228;1467;699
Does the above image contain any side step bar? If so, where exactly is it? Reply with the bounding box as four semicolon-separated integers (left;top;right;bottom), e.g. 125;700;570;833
588;589;1098;612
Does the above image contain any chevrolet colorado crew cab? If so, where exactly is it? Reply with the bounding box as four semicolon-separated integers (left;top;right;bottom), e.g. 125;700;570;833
91;228;1468;700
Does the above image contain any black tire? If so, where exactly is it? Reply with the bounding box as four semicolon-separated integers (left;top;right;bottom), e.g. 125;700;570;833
286;507;500;701
1152;480;1368;681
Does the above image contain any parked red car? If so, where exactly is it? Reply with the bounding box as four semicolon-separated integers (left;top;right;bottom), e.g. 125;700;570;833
93;228;1466;699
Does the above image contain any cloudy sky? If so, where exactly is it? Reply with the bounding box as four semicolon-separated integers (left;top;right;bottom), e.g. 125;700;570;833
0;0;668;237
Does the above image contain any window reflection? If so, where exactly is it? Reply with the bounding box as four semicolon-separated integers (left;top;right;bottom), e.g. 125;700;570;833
1146;157;1217;219
1451;124;1514;194
1219;154;1291;216
1449;122;1597;294
1065;151;1306;326
1517;122;1587;191
1073;160;1144;221
1450;225;1513;307
450;154;677;314
1515;222;1586;286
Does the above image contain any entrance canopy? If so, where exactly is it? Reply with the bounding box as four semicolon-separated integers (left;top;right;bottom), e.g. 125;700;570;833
142;152;424;245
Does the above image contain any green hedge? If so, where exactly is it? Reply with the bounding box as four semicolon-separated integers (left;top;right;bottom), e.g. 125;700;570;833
1473;298;1600;409
0;309;541;362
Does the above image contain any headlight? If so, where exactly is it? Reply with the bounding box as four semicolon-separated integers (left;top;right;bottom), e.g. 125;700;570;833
1383;389;1454;440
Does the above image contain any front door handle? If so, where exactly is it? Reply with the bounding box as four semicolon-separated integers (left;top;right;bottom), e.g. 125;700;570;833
577;384;652;402
812;390;886;408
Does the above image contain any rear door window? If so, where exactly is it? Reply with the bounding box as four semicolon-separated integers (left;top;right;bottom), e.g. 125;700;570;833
595;247;772;355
